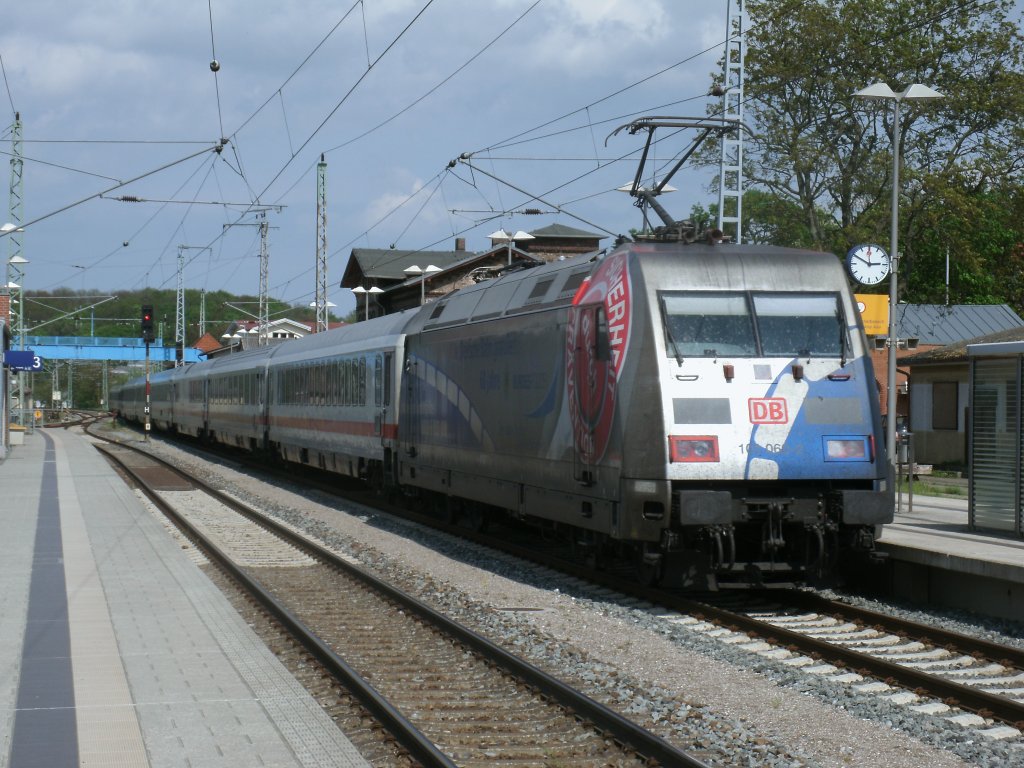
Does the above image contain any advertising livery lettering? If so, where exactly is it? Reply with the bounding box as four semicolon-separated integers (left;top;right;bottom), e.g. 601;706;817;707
566;250;632;464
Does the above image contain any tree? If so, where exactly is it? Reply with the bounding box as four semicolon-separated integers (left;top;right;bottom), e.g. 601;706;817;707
733;0;1024;304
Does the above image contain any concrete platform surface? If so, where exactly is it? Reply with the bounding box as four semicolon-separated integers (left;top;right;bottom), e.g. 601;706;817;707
0;429;369;767
881;493;1024;584
878;493;1024;620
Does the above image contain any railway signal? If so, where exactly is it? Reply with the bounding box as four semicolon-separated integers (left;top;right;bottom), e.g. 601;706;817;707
141;304;155;343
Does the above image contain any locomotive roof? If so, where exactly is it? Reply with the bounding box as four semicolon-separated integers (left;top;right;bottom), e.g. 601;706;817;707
402;240;845;333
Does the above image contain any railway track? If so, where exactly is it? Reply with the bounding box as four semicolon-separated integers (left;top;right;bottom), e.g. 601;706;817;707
93;422;1024;745
670;590;1024;735
91;434;706;767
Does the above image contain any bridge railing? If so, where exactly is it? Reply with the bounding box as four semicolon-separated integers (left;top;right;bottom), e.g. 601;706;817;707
26;336;167;348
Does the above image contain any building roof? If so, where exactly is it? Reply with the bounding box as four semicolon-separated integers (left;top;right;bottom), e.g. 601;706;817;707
527;223;605;240
894;303;1023;346
902;325;1024;366
192;332;221;354
342;248;468;286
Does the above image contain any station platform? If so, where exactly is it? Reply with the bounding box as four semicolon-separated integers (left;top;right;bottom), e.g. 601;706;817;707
0;428;369;768
877;492;1024;622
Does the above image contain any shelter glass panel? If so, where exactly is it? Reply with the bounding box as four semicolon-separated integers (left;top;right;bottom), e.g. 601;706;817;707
970;358;1019;533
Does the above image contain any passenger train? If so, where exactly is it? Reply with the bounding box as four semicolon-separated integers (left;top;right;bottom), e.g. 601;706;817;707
112;233;892;589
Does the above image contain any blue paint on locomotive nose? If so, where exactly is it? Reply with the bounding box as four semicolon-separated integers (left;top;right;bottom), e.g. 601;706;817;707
745;356;877;480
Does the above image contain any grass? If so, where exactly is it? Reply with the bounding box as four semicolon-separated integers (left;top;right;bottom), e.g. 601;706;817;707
897;478;967;497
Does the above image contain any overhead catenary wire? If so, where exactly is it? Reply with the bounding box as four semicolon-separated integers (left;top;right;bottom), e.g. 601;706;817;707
12;0;1003;305
0;52;16;114
207;0;226;141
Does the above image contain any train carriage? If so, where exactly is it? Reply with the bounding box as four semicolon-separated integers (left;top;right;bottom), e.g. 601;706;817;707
264;310;411;484
173;360;211;439
201;347;279;450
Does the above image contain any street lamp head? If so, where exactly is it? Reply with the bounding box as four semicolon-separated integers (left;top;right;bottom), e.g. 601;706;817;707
488;228;511;242
7;255;28;265
854;82;944;102
424;264;442;275
404;264;423;277
368;286;384;295
511;231;535;242
854;82;898;100
351;286;367;295
902;84;944;101
1;222;25;234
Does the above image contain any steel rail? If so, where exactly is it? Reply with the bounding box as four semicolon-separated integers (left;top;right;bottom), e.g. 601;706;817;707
765;589;1024;670
93;442;457;768
92;435;708;768
661;592;1024;727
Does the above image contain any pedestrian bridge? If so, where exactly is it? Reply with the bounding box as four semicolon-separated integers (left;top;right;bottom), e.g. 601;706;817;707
23;336;204;364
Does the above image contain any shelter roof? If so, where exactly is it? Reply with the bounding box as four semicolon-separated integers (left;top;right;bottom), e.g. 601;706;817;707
894;303;1023;346
901;325;1024;366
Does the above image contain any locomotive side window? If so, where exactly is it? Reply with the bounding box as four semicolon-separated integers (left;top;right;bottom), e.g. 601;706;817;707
661;293;756;357
753;294;842;357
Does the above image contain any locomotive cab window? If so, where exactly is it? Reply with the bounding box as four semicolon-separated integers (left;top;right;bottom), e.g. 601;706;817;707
660;291;844;359
661;293;756;357
753;293;843;358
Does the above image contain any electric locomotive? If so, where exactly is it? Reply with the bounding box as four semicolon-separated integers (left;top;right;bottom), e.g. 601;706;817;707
394;236;890;588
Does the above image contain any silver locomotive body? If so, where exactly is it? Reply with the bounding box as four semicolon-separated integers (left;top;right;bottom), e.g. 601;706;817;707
398;240;891;587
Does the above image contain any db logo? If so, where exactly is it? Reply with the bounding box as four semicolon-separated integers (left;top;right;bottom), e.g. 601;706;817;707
749;398;788;424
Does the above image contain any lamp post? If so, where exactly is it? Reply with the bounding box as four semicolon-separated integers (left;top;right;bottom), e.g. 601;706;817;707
404;264;442;305
854;82;943;468
351;286;383;321
489;229;535;265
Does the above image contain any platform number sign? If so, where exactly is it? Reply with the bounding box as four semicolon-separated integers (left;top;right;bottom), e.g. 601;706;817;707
3;350;43;371
141;304;155;343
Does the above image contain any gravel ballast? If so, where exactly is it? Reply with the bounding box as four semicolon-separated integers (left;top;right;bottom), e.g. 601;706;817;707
99;425;1021;767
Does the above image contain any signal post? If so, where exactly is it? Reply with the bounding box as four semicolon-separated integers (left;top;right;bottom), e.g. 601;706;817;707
141;304;154;440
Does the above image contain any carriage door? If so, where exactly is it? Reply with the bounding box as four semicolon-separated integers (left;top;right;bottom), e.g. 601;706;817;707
374;354;384;440
570;304;611;486
201;378;209;430
400;354;420;460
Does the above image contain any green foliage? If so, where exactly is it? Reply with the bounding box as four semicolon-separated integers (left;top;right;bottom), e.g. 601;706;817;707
703;0;1024;312
24;287;333;343
19;288;339;409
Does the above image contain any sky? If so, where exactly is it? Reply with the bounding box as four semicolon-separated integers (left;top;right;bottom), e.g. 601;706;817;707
1;0;733;322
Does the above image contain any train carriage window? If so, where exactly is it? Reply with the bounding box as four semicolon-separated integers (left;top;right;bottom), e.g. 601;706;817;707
753;294;842;357
360;358;367;405
661;293;757;357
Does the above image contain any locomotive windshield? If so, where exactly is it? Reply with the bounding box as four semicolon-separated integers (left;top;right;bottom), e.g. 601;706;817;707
661;291;844;358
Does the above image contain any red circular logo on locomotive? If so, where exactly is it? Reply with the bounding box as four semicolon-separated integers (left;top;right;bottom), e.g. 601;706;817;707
565;250;632;464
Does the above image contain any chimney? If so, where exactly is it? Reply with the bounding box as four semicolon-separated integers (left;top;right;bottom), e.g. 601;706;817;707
455;237;466;251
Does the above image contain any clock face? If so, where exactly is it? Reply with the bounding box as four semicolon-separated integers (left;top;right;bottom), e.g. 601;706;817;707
846;244;890;285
